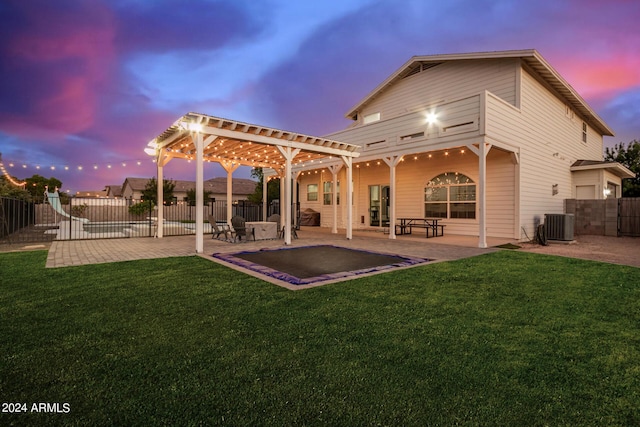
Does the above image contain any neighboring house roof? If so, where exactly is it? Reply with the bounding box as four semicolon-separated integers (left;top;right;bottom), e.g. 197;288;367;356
75;190;107;198
571;160;635;179
104;184;123;197
121;177;257;195
344;49;614;137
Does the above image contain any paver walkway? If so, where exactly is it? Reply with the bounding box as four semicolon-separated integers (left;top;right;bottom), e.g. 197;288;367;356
45;227;501;268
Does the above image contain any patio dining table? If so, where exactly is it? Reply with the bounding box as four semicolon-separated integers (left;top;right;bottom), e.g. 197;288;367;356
395;218;445;238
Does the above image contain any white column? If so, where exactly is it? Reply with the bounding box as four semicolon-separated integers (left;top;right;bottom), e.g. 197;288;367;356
156;159;164;238
478;142;492;248
293;171;301;227
276;146;300;244
342;156;353;240
194;132;204;253
154;153;172;239
262;174;268;221
328;164;342;234
221;162;240;226
382;155;403;240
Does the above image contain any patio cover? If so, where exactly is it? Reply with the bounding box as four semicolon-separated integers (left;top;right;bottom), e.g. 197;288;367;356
145;112;360;252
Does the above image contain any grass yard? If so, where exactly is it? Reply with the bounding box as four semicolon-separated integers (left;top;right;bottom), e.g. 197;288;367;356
1;249;639;426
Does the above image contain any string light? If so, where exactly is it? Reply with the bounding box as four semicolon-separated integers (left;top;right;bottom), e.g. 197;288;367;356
0;157;27;187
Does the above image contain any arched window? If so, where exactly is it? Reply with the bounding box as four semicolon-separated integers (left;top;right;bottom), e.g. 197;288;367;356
424;172;476;219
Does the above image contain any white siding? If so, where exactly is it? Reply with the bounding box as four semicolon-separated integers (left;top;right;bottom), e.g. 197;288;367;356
511;69;604;238
298;56;609;242
359;59;517;123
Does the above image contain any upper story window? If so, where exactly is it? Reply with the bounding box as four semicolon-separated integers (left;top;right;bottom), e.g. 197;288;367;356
306;184;318;202
424;172;476;219
363;112;381;124
582;122;588;143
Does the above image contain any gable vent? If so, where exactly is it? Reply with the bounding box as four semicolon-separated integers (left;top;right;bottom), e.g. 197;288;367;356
403;62;442;79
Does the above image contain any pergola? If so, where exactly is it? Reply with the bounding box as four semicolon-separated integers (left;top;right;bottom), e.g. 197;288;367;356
145;112;361;252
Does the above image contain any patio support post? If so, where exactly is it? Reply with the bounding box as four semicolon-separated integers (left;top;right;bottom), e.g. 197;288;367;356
383;155;403;240
328;164;343;234
221;162;240;226
156;159;164;239
341;155;353;240
276;146;300;244
194;131;204;253
155;153;172;239
293;171;301;227
262;175;268;221
279;172;285;224
477;142;492;248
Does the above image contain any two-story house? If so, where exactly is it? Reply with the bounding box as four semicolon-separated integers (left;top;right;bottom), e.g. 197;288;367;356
294;49;634;246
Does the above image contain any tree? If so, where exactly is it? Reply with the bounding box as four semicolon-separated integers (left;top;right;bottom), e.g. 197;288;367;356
186;188;212;206
140;177;176;205
605;140;640;197
25;174;62;201
247;168;280;204
0;176;32;201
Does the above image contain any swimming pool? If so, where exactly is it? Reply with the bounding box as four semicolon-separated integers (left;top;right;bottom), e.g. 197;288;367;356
83;222;139;234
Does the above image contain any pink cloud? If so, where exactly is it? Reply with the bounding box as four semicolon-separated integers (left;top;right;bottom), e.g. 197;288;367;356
551;53;640;102
0;1;116;137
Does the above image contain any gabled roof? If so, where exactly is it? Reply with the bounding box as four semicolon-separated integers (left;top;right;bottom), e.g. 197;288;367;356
104;184;123;197
344;49;614;136
571;160;635;179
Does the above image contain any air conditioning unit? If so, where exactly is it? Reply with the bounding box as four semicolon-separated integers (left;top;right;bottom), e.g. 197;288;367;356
545;214;575;241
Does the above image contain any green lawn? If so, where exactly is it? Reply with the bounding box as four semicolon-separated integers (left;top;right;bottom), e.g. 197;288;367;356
1;249;639;426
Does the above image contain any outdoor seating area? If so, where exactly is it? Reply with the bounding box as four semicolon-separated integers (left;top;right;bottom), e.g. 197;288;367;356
395;218;446;238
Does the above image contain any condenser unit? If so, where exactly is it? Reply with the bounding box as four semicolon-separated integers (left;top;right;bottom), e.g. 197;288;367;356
545;214;575;241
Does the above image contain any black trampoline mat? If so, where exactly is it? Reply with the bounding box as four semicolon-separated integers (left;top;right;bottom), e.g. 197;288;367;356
212;245;430;286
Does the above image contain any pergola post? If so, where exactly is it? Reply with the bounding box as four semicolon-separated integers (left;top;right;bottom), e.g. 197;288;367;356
382;155;403;240
341;155;353;240
262;174;268;221
155;153;172;239
477;142;492;248
194;131;204;253
276;146;300;244
156;159;164;239
221;162;240;226
328;164;343;234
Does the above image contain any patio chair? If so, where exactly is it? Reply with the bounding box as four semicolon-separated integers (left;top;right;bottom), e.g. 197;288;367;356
230;216;255;242
274;216;298;239
208;215;233;241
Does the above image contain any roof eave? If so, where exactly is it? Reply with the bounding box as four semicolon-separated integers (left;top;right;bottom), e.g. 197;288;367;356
570;163;635;179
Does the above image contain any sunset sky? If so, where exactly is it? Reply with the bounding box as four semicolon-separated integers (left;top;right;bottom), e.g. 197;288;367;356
1;0;639;193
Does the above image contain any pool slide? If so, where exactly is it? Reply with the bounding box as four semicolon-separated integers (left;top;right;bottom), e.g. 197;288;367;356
45;190;90;223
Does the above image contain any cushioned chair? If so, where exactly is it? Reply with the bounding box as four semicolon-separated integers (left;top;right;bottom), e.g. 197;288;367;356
231;216;255;242
208;215;233;241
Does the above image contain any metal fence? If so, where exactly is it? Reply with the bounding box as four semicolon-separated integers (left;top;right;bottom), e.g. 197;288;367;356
0;195;283;244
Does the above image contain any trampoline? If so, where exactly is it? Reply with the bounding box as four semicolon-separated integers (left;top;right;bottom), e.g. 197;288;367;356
212;245;431;286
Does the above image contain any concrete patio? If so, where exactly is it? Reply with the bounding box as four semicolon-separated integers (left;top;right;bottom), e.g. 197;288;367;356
43;227;511;268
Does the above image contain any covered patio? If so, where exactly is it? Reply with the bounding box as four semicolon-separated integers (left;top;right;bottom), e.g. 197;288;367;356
144;112;361;252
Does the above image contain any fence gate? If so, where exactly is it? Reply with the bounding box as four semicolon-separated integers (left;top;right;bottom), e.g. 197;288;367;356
618;197;640;237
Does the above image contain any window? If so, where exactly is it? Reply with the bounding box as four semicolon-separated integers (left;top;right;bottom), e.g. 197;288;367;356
306;184;318;201
582;122;587;143
323;181;332;205
323;181;340;205
425;172;476;219
363;112;381;124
